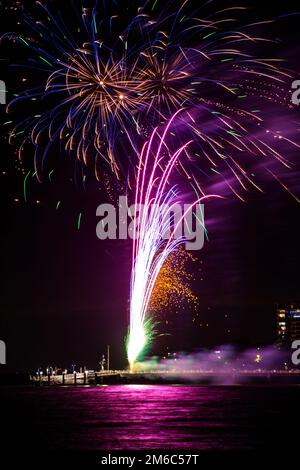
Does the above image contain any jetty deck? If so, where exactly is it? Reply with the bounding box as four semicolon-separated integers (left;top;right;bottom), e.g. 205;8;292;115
31;369;300;385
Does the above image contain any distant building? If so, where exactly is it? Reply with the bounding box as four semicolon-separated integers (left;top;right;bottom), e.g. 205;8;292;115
276;305;300;344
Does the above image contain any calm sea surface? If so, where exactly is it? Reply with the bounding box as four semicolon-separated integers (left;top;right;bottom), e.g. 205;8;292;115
0;385;299;450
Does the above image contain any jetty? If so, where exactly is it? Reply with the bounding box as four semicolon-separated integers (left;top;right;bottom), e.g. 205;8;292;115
30;369;300;385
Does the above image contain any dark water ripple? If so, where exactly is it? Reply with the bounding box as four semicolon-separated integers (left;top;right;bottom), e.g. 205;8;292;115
0;385;299;450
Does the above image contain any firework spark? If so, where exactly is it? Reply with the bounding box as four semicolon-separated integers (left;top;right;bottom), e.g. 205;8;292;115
148;247;198;315
126;111;221;370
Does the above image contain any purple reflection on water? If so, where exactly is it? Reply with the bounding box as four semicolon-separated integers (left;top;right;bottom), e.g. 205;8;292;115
84;385;237;450
0;384;299;449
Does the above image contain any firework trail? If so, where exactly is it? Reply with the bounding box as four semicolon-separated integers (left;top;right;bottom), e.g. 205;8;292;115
127;111;222;370
2;0;299;200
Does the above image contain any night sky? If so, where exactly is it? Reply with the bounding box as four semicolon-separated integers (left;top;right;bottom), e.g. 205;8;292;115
0;0;299;373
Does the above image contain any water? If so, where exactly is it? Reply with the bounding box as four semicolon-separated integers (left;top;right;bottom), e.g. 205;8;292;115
0;385;299;450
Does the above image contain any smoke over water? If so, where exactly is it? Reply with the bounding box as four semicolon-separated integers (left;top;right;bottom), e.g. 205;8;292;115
134;346;296;384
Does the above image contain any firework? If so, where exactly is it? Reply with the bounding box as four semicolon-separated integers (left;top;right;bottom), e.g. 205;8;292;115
126;111;221;370
2;0;299;198
1;1;299;370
